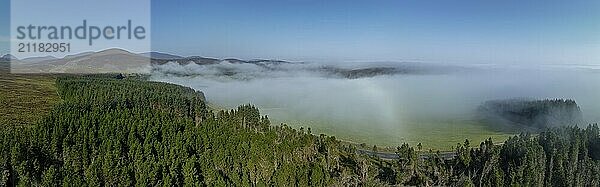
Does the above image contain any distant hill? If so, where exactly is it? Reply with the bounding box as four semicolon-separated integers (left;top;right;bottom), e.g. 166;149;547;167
315;66;411;79
140;52;183;60
9;49;462;79
11;48;151;74
63;51;95;59
1;54;17;61
478;99;584;131
21;56;58;63
150;55;296;67
151;56;454;80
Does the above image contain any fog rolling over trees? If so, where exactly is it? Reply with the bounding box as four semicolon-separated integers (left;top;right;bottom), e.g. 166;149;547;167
478;99;585;132
151;61;600;145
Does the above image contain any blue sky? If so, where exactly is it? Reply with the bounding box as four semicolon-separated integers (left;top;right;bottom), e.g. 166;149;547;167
2;0;599;64
0;0;8;55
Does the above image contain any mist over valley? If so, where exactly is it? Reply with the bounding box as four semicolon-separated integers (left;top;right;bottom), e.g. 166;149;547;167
150;55;600;148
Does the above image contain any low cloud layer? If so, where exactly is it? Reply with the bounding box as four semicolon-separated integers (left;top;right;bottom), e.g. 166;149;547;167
151;61;600;145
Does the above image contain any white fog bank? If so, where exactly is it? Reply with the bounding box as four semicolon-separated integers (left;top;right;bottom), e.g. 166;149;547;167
150;62;600;147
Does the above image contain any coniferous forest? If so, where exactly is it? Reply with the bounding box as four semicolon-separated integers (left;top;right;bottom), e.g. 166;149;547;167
1;75;600;186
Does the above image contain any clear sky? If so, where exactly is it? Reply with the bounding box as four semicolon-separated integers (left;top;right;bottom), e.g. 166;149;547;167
2;0;599;64
0;0;8;55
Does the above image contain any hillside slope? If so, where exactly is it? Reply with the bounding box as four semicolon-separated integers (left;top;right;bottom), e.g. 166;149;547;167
0;73;59;127
11;49;151;74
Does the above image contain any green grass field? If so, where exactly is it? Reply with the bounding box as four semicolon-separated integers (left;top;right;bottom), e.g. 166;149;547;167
0;73;60;127
273;118;514;151
201;102;515;151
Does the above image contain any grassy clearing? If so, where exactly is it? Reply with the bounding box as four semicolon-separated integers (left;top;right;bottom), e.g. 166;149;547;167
395;120;513;151
275;118;513;151
206;102;514;151
0;73;60;127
